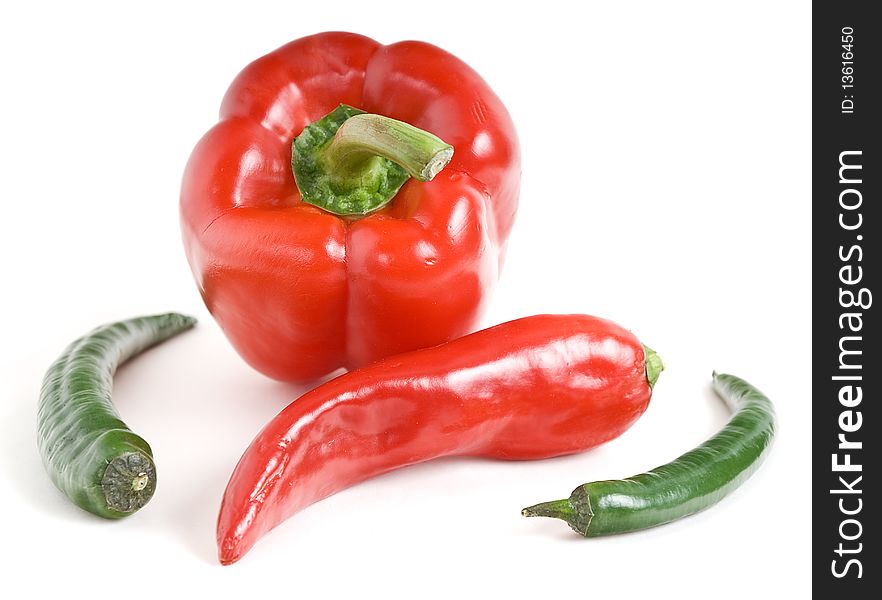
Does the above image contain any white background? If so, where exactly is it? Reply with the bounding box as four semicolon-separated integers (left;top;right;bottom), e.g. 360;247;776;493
0;1;810;597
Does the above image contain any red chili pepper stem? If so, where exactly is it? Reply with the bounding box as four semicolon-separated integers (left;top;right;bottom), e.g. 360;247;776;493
292;104;454;216
644;345;664;389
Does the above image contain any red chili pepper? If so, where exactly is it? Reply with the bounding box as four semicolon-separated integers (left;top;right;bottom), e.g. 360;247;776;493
217;314;663;564
180;32;520;382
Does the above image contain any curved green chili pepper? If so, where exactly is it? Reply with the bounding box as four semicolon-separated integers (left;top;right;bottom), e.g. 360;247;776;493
522;372;775;535
37;313;196;518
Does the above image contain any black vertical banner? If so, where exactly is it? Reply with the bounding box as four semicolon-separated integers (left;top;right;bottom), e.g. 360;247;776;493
814;2;879;594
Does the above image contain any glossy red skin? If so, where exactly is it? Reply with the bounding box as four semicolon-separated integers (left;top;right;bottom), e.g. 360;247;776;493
217;314;653;564
180;32;520;381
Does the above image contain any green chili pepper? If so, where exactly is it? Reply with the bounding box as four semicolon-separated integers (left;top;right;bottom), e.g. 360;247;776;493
522;372;775;535
37;313;196;518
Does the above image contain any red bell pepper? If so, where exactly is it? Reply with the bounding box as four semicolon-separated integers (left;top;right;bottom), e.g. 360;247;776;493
216;314;663;564
180;32;520;382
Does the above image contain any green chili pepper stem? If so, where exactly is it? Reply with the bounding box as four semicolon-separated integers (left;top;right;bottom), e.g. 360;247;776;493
521;499;577;521
324;113;453;182
522;372;775;537
291;104;454;216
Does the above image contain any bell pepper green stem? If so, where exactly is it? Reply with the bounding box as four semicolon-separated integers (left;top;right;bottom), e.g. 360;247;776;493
291;104;454;216
326;114;453;182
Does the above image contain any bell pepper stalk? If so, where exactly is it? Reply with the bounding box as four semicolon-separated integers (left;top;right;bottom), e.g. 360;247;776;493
292;104;454;215
181;32;520;382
